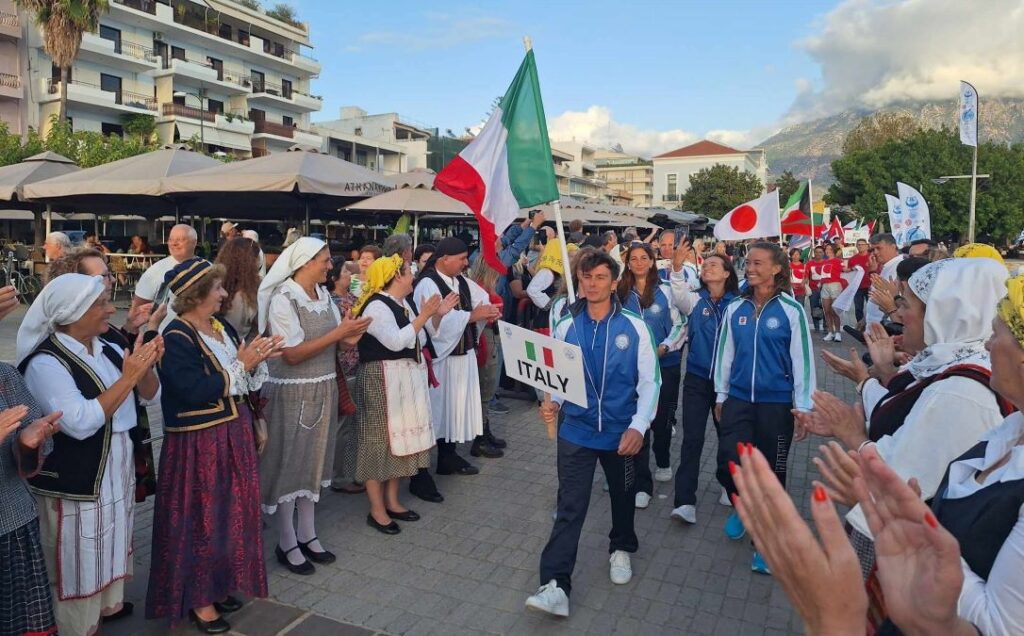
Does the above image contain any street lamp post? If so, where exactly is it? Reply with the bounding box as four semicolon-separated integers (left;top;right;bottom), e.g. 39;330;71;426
931;173;990;242
173;89;205;150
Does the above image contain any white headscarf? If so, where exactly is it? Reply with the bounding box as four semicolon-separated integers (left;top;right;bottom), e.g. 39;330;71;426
257;236;326;334
904;258;1009;379
16;274;106;365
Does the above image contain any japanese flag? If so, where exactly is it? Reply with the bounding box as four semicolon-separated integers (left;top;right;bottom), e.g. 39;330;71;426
713;190;781;241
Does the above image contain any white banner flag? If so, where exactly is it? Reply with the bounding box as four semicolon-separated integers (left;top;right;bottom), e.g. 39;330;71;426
885;193;906;246
959;80;979;147
896;182;931;246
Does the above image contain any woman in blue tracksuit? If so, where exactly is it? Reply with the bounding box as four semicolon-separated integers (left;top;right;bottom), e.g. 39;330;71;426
668;249;740;525
617;243;686;509
713;241;815;575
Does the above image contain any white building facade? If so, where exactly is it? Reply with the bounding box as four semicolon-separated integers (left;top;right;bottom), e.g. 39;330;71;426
652;140;767;208
313;106;431;175
550;140;609;202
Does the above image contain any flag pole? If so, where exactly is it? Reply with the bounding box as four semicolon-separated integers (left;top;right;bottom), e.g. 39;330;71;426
968;143;978;243
808;179;816;245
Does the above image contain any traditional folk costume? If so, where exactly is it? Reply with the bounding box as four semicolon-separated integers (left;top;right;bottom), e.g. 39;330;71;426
17;274;160;636
413;238;489;473
257;238;339;514
352;256;433;482
146;258;268;624
0;363;56;636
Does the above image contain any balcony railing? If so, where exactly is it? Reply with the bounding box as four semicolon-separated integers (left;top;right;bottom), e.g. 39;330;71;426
47;78;157;111
118;40;157;62
253;119;293;138
250;78;289;98
0;10;18;28
113;0;156;15
162;102;215;122
663;194;681;202
0;72;19;89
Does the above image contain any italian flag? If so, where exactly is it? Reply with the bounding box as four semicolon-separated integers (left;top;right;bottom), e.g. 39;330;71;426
434;50;559;272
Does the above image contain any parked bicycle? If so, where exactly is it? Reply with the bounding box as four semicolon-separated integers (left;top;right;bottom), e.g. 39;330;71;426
0;251;42;304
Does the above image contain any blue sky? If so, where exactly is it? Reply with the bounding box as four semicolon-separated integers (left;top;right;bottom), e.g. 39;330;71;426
288;0;1021;156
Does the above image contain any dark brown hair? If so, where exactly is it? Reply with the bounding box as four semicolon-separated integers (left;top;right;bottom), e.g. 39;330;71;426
703;254;741;294
745;241;791;296
359;245;383;259
215;237;260;314
616;242;660;308
172;264;226;315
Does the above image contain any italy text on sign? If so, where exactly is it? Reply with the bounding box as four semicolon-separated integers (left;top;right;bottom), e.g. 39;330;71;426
497;320;588;407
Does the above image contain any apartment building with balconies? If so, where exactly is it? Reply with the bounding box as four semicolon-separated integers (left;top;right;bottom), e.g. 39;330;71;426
551;141;610;203
652;140;767;208
16;0;321;156
594;149;653;208
313;106;432;174
0;0;27;136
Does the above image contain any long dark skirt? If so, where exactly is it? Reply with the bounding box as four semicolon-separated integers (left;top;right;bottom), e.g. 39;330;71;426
145;405;267;623
0;518;56;636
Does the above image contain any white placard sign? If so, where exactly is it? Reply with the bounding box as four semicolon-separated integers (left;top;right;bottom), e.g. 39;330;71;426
497;320;588;407
844;228;869;244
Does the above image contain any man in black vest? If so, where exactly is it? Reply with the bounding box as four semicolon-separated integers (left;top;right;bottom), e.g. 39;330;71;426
413;238;502;478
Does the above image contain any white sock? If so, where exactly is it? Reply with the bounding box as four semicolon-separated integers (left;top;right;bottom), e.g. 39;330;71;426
296;497;324;552
276;500;304;565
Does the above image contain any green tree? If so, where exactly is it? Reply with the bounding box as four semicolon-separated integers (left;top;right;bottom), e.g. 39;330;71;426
16;0;110;123
680;164;763;219
771;169;800;205
265;3;300;27
44;117;155;167
826;127;1024;242
120;114;156;142
841;111;920;156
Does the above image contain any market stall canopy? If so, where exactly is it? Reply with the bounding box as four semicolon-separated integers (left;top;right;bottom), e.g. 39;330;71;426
22;145;220;216
345;185;471;216
0;152;79;209
645;207;711;230
519;199;660;228
0;209;67;221
159;146;393;217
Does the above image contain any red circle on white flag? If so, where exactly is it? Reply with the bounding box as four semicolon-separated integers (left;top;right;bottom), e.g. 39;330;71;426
730;205;758;232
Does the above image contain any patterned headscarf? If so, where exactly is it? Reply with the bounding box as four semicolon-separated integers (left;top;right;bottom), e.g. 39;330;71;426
953;242;1004;263
998;273;1024;348
353;254;404;316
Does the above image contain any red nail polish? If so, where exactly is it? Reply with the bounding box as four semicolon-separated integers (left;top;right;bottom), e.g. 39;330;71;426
813;485;827;502
736;442;745;456
728;460;737;475
746;443;754;455
924;512;939;529
730;493;739;506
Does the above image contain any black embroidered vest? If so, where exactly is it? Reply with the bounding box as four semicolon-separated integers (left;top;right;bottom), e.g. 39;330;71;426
357;294;419;363
420;270;477;356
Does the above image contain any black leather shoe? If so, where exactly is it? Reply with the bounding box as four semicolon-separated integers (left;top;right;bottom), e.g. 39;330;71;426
298;537;336;564
409;484;444;503
470;437;504;458
275;544;315;575
436;462;480;475
213;596;243;614
367;513;401;535
190;610;231;634
387;509;420;522
483;421;507;449
101;602;133;623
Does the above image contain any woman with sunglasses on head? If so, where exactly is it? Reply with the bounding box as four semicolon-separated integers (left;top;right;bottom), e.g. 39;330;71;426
617;242;686;510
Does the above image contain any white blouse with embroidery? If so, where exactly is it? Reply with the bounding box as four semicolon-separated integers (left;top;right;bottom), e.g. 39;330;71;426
267;278;341;348
198;330;268;396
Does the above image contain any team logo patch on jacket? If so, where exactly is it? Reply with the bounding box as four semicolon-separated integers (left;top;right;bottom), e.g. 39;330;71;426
738;316;748;326
648;304;662;315
702;307;711;316
765;317;780;330
615;334;630;350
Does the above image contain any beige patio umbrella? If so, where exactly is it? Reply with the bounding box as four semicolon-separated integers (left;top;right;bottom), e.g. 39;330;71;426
159;146;393;230
382;168;436;189
0;151;79;243
345;183;473;248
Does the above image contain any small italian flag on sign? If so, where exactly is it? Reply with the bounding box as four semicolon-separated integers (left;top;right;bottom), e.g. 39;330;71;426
525;341;554;368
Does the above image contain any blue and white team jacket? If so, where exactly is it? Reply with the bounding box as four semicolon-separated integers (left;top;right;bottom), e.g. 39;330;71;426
670;270;737;381
552;297;661;452
712;293;815;411
621;283;687;368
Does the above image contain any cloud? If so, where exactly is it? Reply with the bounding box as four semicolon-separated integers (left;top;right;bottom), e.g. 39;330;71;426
349;14;511;51
546;106;772;158
791;0;1024;120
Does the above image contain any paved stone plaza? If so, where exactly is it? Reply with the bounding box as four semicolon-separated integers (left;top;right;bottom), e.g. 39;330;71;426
1;306;854;635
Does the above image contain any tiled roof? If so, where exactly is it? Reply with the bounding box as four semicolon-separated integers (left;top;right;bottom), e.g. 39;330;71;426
654;139;746;159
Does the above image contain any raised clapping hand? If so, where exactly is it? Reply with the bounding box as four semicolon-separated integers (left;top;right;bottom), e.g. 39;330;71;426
0;405;30;446
853;445;974;636
865;322;900;384
237;335;285;372
869;274;898;316
146;303;168;333
469;303;502;323
0;285;19;322
337;313;372;347
732;444;867;636
124;334;164;382
821;347;869;385
18;411;63;450
125;301;154;332
437;292;460;317
419;293;443;318
793;390;868;448
813;441;862;507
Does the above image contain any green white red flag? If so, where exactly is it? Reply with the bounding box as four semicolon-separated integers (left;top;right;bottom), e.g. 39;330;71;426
434;51;559;272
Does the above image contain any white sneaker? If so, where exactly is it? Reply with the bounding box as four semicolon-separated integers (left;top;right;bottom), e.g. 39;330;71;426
609;550;632;584
822;332;834;342
719;488;732;507
654;467;673;482
833;333;842;343
525;580;569;617
635;491;651;509
670;505;697;524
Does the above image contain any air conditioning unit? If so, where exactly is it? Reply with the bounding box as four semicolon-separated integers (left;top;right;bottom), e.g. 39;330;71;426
154;32;164;41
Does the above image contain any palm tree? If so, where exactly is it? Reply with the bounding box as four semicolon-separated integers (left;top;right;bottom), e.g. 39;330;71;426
16;0;110;124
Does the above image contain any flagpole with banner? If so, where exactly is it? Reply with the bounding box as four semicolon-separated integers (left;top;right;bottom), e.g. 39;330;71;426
960;80;979;242
808;179;816;244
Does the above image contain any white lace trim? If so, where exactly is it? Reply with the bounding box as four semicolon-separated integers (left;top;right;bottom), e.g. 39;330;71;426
280;279;334;316
199;331;269;393
260;481;333;514
264;372;336;385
